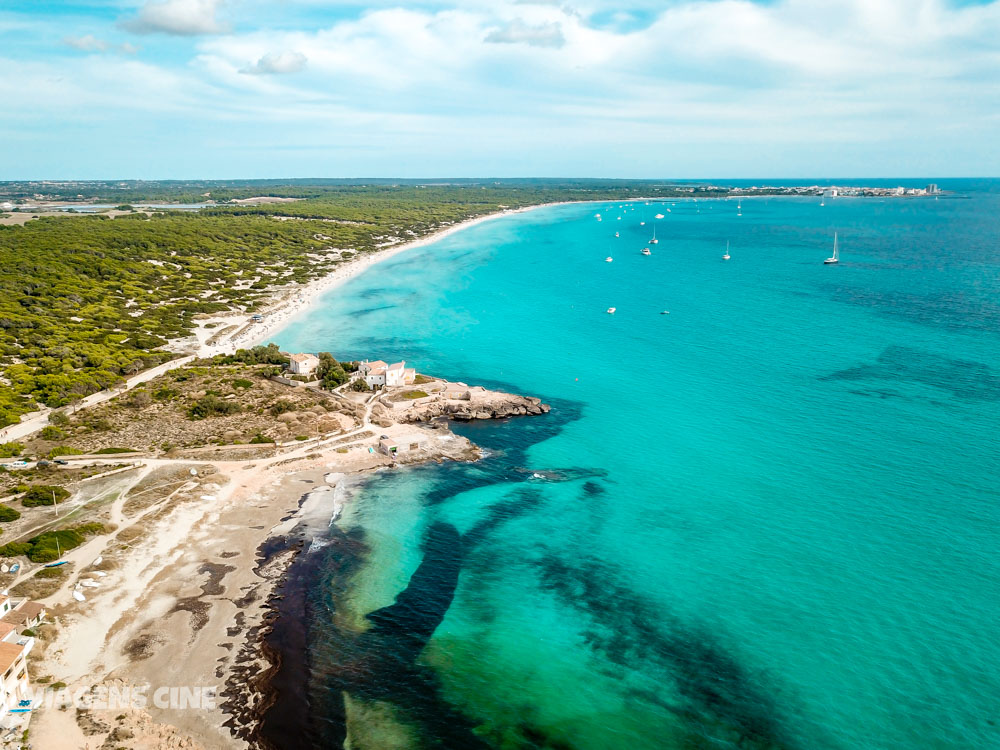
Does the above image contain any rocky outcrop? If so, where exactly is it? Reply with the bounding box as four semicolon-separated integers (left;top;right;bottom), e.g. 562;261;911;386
398;394;550;423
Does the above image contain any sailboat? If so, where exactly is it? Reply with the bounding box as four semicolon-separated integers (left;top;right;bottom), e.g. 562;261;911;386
824;232;840;264
649;225;658;245
722;241;730;261
605;256;613;263
641;247;652;256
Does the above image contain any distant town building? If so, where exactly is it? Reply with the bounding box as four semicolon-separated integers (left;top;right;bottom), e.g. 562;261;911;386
926;184;939;194
288;353;320;376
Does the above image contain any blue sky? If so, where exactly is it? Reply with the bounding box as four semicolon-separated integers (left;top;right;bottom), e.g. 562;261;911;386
2;0;999;179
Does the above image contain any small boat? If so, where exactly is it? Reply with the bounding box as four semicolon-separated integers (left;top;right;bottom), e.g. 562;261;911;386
824;232;840;264
617;216;622;221
660;311;670;315
45;561;69;568
81;580;99;588
0;565;7;574
596;214;602;222
73;590;86;602
640;221;645;226
723;241;730;261
641;248;652;256
91;556;102;567
615;231;619;237
9;564;19;574
606;307;616;314
649;225;658;245
94;571;107;577
737;200;742;217
655;213;665;219
605;257;613;263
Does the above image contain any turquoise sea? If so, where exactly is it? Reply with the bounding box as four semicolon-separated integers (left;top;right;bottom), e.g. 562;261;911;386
268;180;1000;749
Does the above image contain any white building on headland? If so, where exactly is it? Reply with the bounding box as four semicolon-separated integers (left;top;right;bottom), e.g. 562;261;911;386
288;353;320;376
359;359;416;388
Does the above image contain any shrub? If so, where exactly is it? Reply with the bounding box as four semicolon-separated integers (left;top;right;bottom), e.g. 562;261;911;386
48;411;70;426
153;387;179;402
294;435;309;441
248;433;273;444
0;504;21;522
0;542;32;558
40;426;65;441
94;447;137;454
49;446;83;458
268;400;296;416
349;379;371;392
230;378;253;390
26;523;105;562
0;442;23;459
188;395;241;420
21;485;71;507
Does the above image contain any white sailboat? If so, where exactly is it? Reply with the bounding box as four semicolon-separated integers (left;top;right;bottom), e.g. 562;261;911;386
722;241;730;261
649;225;658;245
824;232;840;264
606;307;616;314
605;257;613;263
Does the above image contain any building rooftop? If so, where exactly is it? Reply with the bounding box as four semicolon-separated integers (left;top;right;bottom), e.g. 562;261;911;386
0;641;24;675
289;353;319;363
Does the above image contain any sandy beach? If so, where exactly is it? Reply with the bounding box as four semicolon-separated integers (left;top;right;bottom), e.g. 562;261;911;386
18;378;547;749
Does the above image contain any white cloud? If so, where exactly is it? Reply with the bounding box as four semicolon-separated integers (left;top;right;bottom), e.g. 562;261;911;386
123;0;229;36
63;34;109;52
63;35;141;55
240;51;308;75
484;19;565;47
7;0;1000;176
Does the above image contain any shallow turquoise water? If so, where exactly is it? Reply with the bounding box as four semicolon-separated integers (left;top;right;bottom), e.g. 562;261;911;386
275;182;1000;749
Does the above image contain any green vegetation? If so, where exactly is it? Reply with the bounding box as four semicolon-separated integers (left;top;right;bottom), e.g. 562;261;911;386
0;504;20;522
39;425;64;441
412;374;434;385
188;394;241;419
268;399;296;416
249;433;274;444
0;522;106;562
49;445;83;457
400;390;430;400
0;442;23;458
317;352;349;388
94;447;137;454
21;484;70;507
230;378;253;389
349;379;371;392
1;180;694;427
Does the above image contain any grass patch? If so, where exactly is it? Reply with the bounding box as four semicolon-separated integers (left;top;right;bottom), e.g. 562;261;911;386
400;390;429;400
94;447;138;454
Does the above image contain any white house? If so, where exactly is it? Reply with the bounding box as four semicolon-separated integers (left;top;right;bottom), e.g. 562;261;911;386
359;359;416;388
288;353;320;376
359;360;388;387
385;361;417;387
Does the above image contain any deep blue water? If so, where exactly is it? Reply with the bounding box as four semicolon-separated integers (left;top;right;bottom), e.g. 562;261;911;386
273;183;1000;749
